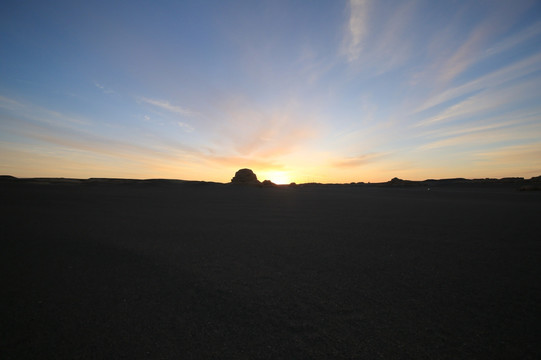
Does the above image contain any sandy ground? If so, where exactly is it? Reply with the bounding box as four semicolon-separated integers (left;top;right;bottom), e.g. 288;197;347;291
1;181;540;359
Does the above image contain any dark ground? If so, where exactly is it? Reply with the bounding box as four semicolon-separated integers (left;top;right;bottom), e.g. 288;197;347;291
1;180;540;359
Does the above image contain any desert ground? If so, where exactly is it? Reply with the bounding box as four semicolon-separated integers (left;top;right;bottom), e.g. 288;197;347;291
1;178;540;359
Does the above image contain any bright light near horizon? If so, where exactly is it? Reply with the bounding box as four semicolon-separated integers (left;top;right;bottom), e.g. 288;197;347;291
261;171;292;185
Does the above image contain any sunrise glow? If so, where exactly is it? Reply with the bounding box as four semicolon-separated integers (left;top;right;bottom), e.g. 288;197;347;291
1;1;540;182
260;171;293;185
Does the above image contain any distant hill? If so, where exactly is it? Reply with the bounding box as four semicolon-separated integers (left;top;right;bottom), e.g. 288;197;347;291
1;175;540;190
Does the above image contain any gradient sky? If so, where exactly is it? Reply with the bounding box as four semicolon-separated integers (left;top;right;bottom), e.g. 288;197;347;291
1;0;541;183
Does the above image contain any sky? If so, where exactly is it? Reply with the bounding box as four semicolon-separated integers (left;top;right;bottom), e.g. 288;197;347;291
1;0;541;184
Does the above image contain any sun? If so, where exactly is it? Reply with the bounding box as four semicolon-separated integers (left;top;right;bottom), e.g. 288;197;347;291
262;171;292;185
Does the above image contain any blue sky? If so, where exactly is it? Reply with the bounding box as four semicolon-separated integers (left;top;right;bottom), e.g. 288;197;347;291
1;0;540;183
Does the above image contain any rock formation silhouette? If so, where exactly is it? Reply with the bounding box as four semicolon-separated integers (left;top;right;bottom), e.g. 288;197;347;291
231;168;260;185
261;180;277;187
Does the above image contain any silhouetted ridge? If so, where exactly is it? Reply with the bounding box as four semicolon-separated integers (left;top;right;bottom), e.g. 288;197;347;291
0;175;18;182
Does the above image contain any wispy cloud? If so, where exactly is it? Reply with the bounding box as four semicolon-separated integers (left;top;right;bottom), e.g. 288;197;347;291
473;142;541;177
94;82;116;94
366;1;417;74
416;122;541;151
434;1;534;84
332;152;387;168
5;115;193;164
415;75;541;127
0;95;90;128
0;95;198;163
416;50;541;114
485;21;541;57
475;142;541;163
1;94;305;180
201;154;286;172
343;0;370;62
139;97;197;117
417;108;540;141
0;95;22;109
177;121;194;133
212;95;321;160
341;0;418;74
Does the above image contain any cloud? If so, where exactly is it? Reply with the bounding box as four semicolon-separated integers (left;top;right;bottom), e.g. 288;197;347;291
0;95;90;128
7;119;192;164
416;49;541;114
485;21;541;57
473;142;541;177
416;122;541;151
139;97;197;117
177;121;194;132
0;95;22;109
367;1;417;73
340;0;420;75
201;154;286;171
343;0;370;62
434;1;534;84
415;75;541;127
417;109;539;141
475;142;541;164
94;82;115;94
0;94;293;180
332;152;387;168
0;96;199;166
211;95;321;160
